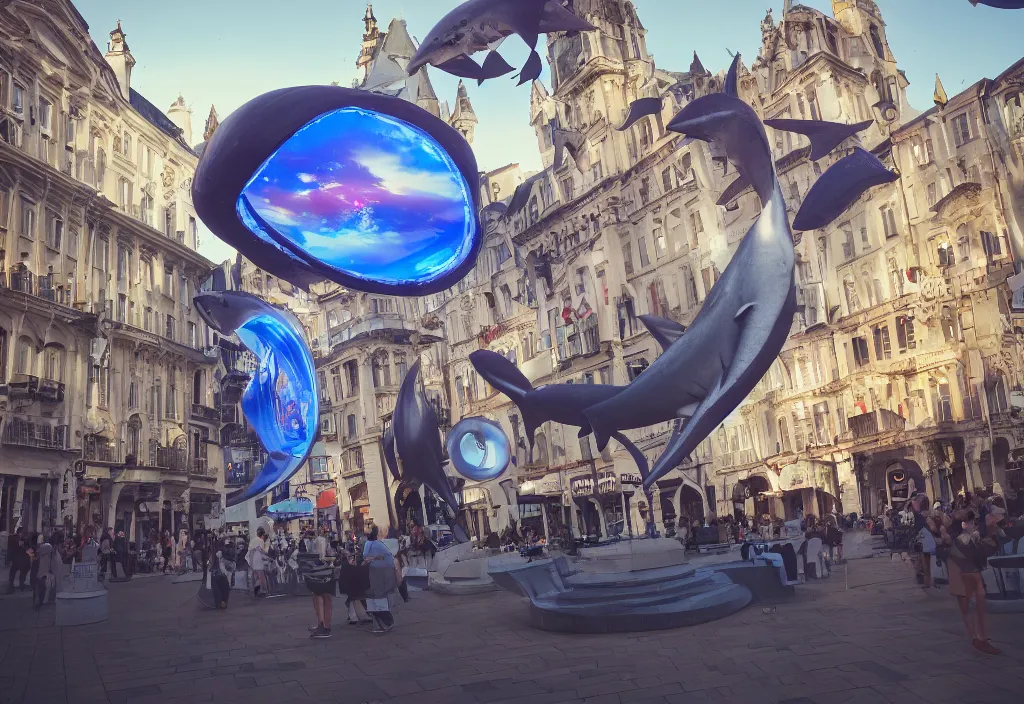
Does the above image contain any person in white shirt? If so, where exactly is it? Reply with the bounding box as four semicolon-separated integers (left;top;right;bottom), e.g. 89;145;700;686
249;528;269;597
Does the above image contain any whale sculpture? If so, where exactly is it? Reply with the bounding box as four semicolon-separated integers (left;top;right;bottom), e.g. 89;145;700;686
194;292;319;507
792;147;900;231
408;0;596;86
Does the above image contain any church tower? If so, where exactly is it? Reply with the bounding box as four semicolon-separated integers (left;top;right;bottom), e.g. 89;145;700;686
356;4;382;82
449;81;478;145
166;95;193;145
104;21;135;100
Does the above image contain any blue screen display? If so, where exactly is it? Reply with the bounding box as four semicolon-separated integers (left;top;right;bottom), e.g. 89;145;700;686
238;107;477;289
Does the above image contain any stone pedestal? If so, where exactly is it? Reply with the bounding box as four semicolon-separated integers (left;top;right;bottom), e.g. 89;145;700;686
56;551;109;627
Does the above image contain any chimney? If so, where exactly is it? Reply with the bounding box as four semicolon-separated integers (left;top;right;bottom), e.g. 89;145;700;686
104;21;136;100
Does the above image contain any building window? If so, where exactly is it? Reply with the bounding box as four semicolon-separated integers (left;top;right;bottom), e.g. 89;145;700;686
654;227;667;258
166;368;177;418
394;353;408;381
372;352;391;387
15;336;34;376
936;241;955;267
872;325;892;360
952;113;973;147
626;358;648;381
117;245;129;281
343;360;359;395
44;210;63;251
637;236;650;268
188;322;197;348
896;315;916;352
841;222;855;260
117;294;127;322
164;263;174;296
122;132;132;157
19;197;35;239
143;307;152;332
852;336;870;368
682;265;699;309
622;243;634;275
346;413;357;439
638;118;653;150
560;177;574;201
981;230;1003;259
118;178;132;211
889;259;904;297
881;206;898;239
141;193;154;226
617;297;637;339
310;456;331;482
165;315;175;341
777;416;792;454
689;211;704;250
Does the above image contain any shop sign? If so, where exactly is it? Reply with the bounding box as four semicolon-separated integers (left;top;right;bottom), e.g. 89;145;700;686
620;473;643;487
778;464;809;492
570;476;594;498
598;471;619;495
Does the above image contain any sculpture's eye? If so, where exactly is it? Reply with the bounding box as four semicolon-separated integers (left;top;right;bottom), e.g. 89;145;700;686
193;88;482;296
446;417;511;481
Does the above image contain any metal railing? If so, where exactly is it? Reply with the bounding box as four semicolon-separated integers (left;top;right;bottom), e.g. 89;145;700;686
848;408;906;440
2;418;68;450
85;441;120;463
151;445;189;472
190;403;219;423
189;457;214;477
0;270;76;308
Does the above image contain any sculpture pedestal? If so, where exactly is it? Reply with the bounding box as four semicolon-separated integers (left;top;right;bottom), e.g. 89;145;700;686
56;590;109;626
56;555;108;627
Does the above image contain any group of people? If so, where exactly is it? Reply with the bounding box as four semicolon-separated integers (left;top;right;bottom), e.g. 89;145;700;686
896;492;1013;656
4;527;69;609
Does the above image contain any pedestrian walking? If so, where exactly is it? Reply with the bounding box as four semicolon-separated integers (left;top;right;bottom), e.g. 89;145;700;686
337;544;372;625
32;534;59;610
942;506;1002;655
362;526;397;633
6;527;29;594
249;527;269;597
306;526;336;639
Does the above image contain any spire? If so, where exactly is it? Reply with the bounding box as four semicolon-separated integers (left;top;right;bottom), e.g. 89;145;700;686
357;2;384;80
450;80;478;145
363;3;377;35
933;74;948;108
689;51;706;76
204;105;220;142
167;95;193;145
104;20;135;100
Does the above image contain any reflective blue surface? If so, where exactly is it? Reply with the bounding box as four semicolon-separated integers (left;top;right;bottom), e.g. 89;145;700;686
266;497;314;520
239;107;477;290
445;417;511;482
194;292;319;507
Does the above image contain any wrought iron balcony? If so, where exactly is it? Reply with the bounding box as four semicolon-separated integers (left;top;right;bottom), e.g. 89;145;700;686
3;418;68;450
848;409;906;441
191;403;220;424
189;457;215;477
0;270;76;308
85;439;121;463
220;405;239;424
151;445;189;472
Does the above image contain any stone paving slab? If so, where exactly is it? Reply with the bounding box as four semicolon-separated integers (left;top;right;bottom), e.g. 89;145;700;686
2;546;1024;703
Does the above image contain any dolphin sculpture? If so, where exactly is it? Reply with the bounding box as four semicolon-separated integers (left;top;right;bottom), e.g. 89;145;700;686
667;93;775;207
763;118;875;161
393;360;468;542
193;291;319;507
469;349;624;447
968;0;1024;8
382;423;401;483
582;94;796;492
407;0;596;86
617;97;663;132
792;147;899;231
724;52;741;97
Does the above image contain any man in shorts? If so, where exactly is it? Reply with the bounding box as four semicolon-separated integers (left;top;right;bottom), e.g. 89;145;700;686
306;526;335;638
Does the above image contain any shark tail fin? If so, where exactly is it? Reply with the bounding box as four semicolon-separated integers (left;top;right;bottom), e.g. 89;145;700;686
582;403;614;453
469;350;543;446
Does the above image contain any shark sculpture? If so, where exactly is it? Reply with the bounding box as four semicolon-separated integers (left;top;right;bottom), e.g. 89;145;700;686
968;0;1024;8
582;93;797;493
393;360;468;542
408;0;596;86
617;97;663;132
792;147;899;231
763;118;875;161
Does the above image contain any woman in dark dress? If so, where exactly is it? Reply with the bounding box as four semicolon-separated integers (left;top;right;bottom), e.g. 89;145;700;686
336;545;371;625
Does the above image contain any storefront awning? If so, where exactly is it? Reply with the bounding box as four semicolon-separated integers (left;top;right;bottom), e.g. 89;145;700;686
316;488;337;510
266;497;313;520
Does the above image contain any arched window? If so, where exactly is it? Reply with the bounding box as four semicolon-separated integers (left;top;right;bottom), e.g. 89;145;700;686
844;275;860;314
42;343;64;382
15;336;34;376
372;351;391;387
127;415;142;460
777;416;792;454
869;25;885;59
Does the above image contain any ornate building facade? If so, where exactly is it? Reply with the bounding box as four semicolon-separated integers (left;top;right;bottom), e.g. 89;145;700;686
434;0;1024;540
0;2;225;540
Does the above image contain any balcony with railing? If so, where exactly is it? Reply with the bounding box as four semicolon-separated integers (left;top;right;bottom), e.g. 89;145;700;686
6;374;64;403
190;403;220;425
151;445;189;472
189;457;215;478
3;418;68;450
0;269;76;309
847;408;907;441
84;438;121;463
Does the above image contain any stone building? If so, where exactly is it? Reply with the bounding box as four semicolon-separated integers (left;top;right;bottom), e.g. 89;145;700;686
0;2;226;540
433;0;1024;542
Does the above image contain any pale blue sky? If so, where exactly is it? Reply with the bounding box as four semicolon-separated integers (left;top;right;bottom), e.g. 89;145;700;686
77;0;1024;264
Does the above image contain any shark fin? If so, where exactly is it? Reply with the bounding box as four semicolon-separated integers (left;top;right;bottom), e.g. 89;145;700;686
582;404;613;452
735;303;756;320
436;54;484;81
577;425;593;439
638;315;687;351
480;50;515;83
724;52;741;97
517;50;543;86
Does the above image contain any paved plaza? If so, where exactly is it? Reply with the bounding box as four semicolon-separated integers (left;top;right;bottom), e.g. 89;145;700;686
2;553;1024;704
